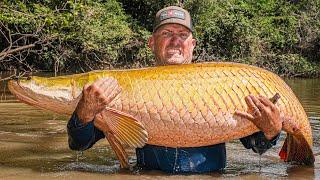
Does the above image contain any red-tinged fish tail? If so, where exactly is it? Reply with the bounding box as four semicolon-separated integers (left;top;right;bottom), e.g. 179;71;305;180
280;133;314;165
279;138;287;160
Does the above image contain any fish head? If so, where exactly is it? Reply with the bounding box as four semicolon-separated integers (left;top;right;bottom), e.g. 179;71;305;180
8;76;81;115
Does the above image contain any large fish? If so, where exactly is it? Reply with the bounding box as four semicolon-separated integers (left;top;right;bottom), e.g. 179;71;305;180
8;62;315;168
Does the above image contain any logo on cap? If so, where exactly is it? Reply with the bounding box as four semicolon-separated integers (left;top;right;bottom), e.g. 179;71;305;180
159;9;185;21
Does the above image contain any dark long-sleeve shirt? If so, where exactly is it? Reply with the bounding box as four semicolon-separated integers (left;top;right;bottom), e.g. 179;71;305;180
67;112;279;173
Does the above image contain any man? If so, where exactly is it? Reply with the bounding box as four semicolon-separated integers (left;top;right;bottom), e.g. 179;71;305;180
67;6;282;173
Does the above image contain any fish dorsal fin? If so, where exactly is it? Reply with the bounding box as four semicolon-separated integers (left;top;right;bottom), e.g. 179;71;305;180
103;107;148;148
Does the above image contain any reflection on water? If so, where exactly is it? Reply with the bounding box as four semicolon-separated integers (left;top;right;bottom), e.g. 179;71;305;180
0;74;319;179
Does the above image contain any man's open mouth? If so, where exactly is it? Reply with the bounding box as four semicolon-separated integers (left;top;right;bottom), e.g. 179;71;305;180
167;49;181;55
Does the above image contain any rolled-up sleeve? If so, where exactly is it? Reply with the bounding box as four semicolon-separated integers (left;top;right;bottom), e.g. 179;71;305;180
67;112;105;151
240;131;280;155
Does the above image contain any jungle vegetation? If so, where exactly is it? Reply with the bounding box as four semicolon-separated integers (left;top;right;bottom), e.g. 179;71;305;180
0;0;319;77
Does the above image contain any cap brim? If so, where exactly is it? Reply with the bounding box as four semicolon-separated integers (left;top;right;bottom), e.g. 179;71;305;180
153;18;193;32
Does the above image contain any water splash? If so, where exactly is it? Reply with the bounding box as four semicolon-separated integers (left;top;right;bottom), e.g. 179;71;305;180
76;151;84;162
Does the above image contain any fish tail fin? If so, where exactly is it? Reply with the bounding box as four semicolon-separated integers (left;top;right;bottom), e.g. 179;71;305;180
280;119;315;165
279;133;314;165
279;137;287;160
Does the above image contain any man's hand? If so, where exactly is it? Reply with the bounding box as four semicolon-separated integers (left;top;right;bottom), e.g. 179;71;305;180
235;95;283;140
75;78;121;124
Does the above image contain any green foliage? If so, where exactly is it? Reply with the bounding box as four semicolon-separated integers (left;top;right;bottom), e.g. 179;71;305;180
0;0;152;72
185;0;319;76
0;0;319;76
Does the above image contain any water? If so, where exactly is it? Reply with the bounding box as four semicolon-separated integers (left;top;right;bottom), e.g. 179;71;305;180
0;76;319;179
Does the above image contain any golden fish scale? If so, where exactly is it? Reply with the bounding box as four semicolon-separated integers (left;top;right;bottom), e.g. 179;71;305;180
84;63;312;148
26;63;312;148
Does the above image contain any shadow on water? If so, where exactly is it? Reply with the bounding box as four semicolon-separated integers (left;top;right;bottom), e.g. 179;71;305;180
287;165;315;179
0;72;319;179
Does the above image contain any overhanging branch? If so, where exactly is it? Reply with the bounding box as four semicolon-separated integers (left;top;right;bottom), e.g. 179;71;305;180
0;43;35;60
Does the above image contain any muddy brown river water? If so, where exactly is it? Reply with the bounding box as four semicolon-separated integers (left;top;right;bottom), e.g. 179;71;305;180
0;75;319;179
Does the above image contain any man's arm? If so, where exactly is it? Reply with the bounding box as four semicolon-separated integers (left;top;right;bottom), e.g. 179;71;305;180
67;112;105;151
67;78;122;151
240;131;280;155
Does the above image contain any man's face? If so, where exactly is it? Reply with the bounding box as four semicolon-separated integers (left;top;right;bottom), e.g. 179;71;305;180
148;24;196;65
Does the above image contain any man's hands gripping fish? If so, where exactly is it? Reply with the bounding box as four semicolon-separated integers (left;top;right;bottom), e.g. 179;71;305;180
74;77;147;168
235;95;282;140
75;78;121;128
76;77;283;143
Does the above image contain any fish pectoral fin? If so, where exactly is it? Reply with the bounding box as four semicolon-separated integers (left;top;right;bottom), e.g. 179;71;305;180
104;132;130;169
104;107;148;148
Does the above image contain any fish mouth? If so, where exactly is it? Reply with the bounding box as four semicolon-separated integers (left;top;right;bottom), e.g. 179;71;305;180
8;80;40;107
8;79;79;115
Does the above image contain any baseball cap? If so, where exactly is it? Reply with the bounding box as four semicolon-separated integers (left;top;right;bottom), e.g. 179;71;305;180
153;6;193;32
